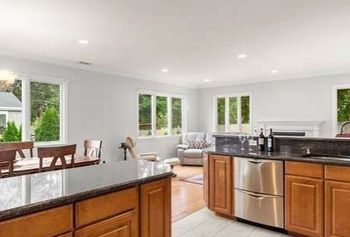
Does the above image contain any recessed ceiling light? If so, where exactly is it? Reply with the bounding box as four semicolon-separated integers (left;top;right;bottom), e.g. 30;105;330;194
237;54;247;59
78;40;89;45
271;70;279;74
203;78;211;82
161;68;169;72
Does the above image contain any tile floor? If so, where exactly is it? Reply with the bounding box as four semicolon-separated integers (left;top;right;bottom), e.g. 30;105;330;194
172;208;291;237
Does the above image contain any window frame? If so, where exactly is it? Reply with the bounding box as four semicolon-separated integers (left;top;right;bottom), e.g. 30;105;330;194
332;84;350;136
213;93;252;133
13;74;68;145
137;90;186;139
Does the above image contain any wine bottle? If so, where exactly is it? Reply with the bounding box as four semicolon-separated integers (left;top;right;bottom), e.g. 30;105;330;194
258;128;265;151
267;128;274;152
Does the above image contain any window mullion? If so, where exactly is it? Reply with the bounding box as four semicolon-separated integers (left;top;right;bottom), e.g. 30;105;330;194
226;97;230;133
237;96;242;133
22;79;31;141
152;95;156;137
167;97;171;136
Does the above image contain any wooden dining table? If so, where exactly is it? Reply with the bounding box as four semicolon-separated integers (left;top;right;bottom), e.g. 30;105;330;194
1;155;100;177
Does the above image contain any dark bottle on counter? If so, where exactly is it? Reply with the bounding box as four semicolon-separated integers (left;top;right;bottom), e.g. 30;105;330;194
258;128;265;151
267;128;274;152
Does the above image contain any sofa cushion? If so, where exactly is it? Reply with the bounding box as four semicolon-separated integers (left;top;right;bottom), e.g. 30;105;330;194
183;149;203;158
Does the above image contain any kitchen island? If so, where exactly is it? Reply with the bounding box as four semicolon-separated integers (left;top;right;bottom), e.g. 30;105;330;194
0;160;172;237
204;135;350;237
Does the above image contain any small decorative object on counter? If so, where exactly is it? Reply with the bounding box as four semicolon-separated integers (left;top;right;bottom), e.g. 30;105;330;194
267;128;275;152
239;134;247;151
258;128;265;151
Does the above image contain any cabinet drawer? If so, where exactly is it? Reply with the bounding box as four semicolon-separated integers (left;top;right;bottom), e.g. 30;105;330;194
285;161;324;178
235;189;284;228
0;205;73;237
75;187;138;227
325;165;350;182
75;210;137;237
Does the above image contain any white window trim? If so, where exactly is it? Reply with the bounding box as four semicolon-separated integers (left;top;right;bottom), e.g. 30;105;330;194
15;73;68;145
332;84;350;136
0;111;8;125
136;90;186;139
213;93;252;133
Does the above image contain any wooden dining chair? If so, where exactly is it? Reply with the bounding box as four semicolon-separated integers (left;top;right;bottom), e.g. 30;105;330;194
37;144;76;172
84;140;102;158
0;141;34;158
0;149;17;178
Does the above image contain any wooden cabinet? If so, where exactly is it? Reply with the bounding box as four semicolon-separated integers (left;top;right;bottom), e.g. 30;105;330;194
75;210;137;237
203;152;209;207
58;233;73;237
0;205;73;237
285;175;324;237
325;180;350;237
209;155;233;216
75;187;138;227
140;177;171;237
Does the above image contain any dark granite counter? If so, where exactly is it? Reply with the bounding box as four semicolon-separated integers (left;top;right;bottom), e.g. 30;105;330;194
205;146;350;166
0;160;172;221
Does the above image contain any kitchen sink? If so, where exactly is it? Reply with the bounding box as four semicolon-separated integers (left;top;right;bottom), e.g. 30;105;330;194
301;153;350;160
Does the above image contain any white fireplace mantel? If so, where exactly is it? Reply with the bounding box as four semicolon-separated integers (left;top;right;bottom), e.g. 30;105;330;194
257;120;324;137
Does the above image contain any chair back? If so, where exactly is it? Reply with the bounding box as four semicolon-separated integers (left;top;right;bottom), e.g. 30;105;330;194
37;144;76;172
84;140;102;158
0;149;17;178
125;137;138;159
0;141;34;158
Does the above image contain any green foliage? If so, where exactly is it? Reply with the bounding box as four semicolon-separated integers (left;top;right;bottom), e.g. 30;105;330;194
30;82;60;123
217;98;225;125
172;98;182;134
229;97;237;124
156;96;168;131
338;89;350;122
2;121;21;142
34;107;60;142
241;96;250;124
138;94;152;135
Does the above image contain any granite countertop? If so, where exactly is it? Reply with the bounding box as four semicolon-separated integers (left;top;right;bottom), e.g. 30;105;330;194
0;160;172;221
205;146;350;166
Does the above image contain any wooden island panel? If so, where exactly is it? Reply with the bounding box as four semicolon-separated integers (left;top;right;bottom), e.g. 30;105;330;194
140;177;171;237
0;205;73;237
209;155;233;216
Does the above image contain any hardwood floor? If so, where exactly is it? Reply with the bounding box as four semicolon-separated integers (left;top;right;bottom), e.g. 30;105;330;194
171;165;205;222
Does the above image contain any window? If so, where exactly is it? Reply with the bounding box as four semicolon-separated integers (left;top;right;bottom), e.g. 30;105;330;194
333;85;350;134
215;94;251;133
138;92;184;137
30;81;61;142
171;98;183;135
0;70;66;143
0;78;22;142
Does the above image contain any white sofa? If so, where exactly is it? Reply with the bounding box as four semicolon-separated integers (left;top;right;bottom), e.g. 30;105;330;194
177;132;213;166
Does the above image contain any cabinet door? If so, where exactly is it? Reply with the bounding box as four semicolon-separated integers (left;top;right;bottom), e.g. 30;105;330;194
325;181;350;237
285;175;324;237
203;152;209;207
209;155;233;216
140;177;171;237
75;210;137;237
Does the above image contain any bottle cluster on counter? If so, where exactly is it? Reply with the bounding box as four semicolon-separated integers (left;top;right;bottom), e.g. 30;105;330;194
258;128;275;152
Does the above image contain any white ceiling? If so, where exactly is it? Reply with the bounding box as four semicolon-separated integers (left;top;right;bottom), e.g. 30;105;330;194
0;0;350;88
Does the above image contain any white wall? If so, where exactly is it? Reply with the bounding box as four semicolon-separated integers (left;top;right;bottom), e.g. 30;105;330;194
198;74;350;137
0;55;199;161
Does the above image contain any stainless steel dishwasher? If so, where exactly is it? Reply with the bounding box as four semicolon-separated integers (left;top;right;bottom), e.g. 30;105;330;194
234;157;284;228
